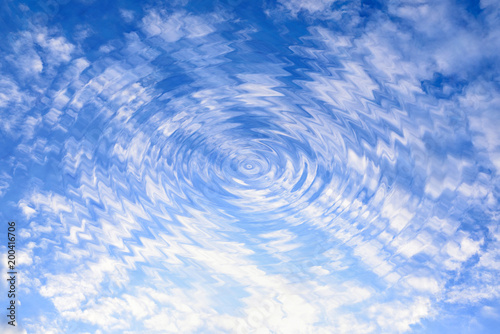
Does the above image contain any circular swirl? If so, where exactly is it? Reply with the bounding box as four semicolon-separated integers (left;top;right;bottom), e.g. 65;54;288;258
123;104;360;228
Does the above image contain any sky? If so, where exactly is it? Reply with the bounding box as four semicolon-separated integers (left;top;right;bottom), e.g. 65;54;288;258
0;0;500;333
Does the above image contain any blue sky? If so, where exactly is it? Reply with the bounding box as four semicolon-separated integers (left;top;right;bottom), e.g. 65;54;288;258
1;0;500;333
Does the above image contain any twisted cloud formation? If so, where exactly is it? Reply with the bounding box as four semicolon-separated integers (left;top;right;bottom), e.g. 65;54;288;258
0;0;499;333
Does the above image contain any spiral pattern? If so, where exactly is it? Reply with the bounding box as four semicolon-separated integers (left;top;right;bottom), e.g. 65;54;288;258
1;1;499;333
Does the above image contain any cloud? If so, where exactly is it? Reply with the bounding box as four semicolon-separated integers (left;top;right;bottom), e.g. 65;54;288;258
39;256;129;313
369;0;500;81
277;0;337;16
34;30;75;64
405;276;440;294
0;324;27;334
369;297;432;333
259;229;301;254
0;171;12;197
0;78;24;108
19;191;72;219
460;82;500;172
446;277;500;304
6;26;75;78
120;9;135;23
443;233;483;270
141;10;215;42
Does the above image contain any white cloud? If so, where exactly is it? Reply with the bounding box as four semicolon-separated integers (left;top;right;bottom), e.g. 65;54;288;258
461;82;500;171
17;53;44;75
39;255;129;315
17;249;34;267
379;0;500;81
397;238;426;258
380;187;415;233
405;276;440;294
369;297;432;333
19;202;37;219
144;308;203;333
40;271;99;311
259;229;301;254
0;79;24;108
479;246;500;271
443;234;483;270
113;131;150;168
35;29;75;64
63;297;130;330
141;11;214;43
19;192;72;218
310;265;330;276
0;171;12;197
120;9;135;22
447;277;500;304
0;324;28;334
278;0;336;15
23;315;62;334
6;27;75;78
